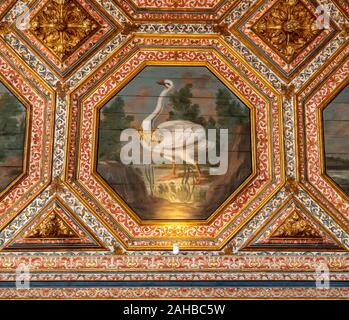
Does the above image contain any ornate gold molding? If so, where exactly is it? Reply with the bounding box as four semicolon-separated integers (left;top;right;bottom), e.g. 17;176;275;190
27;211;77;238
272;211;321;238
252;0;321;63
29;0;100;61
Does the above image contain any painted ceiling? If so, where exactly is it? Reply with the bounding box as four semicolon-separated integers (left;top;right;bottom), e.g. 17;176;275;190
0;0;348;299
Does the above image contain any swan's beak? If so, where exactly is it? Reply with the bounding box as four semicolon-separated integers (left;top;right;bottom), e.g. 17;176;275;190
157;80;166;86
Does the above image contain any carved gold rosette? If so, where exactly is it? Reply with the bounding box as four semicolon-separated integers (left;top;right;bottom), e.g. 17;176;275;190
29;0;100;61
252;0;321;62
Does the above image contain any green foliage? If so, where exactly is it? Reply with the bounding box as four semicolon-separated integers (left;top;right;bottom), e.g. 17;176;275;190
206;116;217;130
98;96;134;161
168;84;207;126
215;88;249;131
167;84;249;133
0;92;25;163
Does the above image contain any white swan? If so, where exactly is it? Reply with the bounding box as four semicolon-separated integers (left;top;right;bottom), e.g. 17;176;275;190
139;79;208;182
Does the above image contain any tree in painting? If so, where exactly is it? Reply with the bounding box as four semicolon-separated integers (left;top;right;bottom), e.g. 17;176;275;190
98;96;134;162
215;88;249;129
168;84;207;126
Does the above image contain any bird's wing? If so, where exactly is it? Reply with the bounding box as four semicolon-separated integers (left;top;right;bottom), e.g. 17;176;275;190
155;121;207;151
157;120;204;131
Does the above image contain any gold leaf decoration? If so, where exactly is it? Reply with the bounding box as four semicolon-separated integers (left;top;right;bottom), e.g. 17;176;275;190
272;211;321;238
56;82;69;100
27;212;77;238
213;23;230;37
113;242;125;255
220;244;233;255
29;0;100;61
281;84;295;100
252;0;321;63
342;23;349;36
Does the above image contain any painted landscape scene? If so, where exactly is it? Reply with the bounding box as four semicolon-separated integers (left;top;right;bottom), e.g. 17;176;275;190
97;66;252;220
0;83;26;193
323;84;349;195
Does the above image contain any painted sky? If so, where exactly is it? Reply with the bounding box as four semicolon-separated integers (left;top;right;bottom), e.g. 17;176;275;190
104;66;245;128
323;84;349;160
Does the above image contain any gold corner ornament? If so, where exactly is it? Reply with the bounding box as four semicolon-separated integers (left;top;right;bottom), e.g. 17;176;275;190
121;22;139;36
271;211;321;238
252;0;321;63
56;81;69;99
29;0;100;61
49;177;65;196
113;242;125;255
27;211;77;238
220;243;234;255
213;23;230;37
281;84;295;100
0;22;11;35
284;177;299;195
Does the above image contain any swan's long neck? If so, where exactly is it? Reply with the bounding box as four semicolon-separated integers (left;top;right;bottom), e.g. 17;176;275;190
142;87;170;132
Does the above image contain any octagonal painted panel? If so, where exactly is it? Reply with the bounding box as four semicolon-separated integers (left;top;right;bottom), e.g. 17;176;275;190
323;84;349;195
67;44;283;250
0;82;26;193
97;66;252;220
